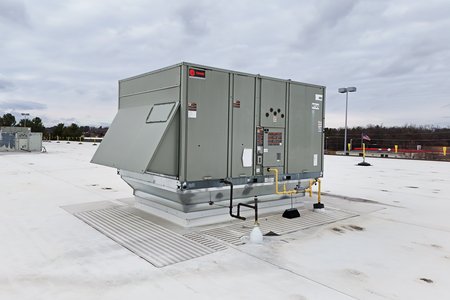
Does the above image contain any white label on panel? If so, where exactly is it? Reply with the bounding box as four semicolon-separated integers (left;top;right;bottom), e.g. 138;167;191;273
188;111;197;118
318;121;323;133
265;177;274;183
315;94;323;101
273;116;277;122
312;103;320;110
242;148;253;167
264;148;268;153
313;154;318;166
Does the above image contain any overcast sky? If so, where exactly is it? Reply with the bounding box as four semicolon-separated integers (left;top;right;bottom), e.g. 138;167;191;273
1;0;449;128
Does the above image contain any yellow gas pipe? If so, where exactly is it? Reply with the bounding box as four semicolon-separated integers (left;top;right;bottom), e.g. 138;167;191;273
267;168;297;195
267;168;321;202
317;178;321;203
306;179;313;197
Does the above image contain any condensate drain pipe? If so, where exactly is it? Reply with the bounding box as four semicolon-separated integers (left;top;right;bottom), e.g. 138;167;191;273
220;179;245;220
220;179;259;222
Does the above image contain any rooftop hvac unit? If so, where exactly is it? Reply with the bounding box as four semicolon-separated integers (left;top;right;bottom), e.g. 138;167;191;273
92;63;325;226
0;127;42;152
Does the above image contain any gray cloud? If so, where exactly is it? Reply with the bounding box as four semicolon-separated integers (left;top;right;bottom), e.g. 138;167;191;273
0;0;29;26
177;3;211;36
293;0;358;48
0;0;449;127
0;79;14;90
0;100;47;110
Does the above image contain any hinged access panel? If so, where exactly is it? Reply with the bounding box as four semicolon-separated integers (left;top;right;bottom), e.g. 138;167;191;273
91;102;180;173
185;67;229;181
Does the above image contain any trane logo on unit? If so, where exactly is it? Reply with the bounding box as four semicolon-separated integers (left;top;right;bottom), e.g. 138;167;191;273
188;68;206;79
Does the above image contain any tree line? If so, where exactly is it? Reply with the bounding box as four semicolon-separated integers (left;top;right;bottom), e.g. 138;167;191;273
0;113;108;139
325;125;450;151
3;113;449;146
0;113;45;132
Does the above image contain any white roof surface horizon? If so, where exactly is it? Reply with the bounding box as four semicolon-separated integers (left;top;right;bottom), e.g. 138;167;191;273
1;142;449;300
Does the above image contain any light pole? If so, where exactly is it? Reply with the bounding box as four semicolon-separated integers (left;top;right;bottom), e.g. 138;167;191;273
21;113;30;127
338;87;357;155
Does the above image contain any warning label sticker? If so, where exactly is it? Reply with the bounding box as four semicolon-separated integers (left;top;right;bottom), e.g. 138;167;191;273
188;111;197;118
312;103;320;110
188;102;197;118
315;94;323;101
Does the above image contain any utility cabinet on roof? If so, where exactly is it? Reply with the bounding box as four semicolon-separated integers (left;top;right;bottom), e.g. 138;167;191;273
92;62;325;226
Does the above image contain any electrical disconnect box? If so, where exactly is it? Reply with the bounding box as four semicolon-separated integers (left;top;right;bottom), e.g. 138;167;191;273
92;63;325;226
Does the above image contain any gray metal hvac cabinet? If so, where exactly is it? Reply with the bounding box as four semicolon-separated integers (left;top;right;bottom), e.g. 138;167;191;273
92;62;325;226
0;127;42;152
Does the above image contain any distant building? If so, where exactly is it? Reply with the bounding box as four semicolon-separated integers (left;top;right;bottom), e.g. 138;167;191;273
0;127;42;152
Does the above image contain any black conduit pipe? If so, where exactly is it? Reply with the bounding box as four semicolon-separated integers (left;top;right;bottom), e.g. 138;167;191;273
221;179;259;222
237;196;258;224
220;179;246;220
